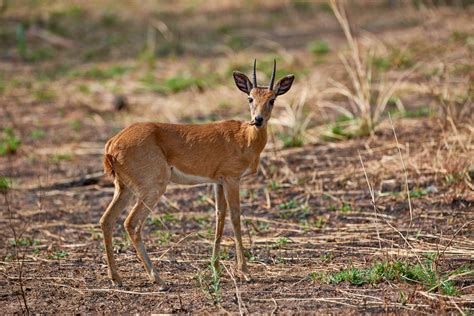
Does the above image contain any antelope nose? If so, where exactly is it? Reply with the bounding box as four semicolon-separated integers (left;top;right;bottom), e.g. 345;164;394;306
255;116;264;124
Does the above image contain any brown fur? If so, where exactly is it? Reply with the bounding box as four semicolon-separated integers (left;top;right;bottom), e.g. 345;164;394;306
99;72;294;288
104;120;267;181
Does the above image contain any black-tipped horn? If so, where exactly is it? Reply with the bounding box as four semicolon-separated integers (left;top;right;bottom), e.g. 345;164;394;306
253;59;257;88
269;59;276;90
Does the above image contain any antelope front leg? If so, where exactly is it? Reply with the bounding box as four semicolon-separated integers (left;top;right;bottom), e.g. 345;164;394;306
223;179;251;281
211;184;227;272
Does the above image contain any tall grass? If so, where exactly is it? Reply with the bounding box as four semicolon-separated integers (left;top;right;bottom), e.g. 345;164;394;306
272;86;315;148
328;0;408;136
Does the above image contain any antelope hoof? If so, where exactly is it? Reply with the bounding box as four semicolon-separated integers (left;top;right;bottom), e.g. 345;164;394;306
108;271;123;287
242;272;252;282
153;278;169;292
238;268;252;282
150;271;168;291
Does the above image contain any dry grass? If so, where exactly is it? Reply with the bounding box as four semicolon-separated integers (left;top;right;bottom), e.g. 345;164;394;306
326;0;415;136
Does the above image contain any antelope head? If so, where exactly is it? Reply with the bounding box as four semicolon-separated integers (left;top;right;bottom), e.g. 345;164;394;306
233;59;295;128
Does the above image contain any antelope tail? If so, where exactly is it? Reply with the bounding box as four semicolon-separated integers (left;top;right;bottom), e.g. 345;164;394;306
103;154;116;178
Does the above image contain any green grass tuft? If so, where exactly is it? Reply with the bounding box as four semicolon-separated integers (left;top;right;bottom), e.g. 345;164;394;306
51;153;73;163
0;176;11;193
30;129;46;140
34;89;56;102
307;40;330;56
0;128;21;156
309;260;471;296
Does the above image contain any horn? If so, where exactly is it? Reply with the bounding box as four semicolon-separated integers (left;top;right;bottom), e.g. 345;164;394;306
253;59;257;88
269;59;276;90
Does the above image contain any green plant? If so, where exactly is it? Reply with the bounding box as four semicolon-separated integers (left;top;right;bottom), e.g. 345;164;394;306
139;73;166;94
30;129;46;140
279;198;298;210
154;230;172;245
244;250;256;262
16;22;27;60
226;35;246;50
68;65;131;80
113;233;131;251
372;56;391;72
312;260;470;296
314;216;326;228
330;268;366;285
51;153;73;163
34;89;56;102
409;188;428;198
279;133;304;148
198;194;210;203
0;128;21;156
308;271;324;282
398;290;408;305
69;119;82;132
150;212;179;227
258;222;270;232
340;202;352;213
0;176;11;193
389;106;433;119
307;40;330;56
389;48;414;70
292;0;313;11
320;252;333;263
194;265;222;305
164;74;206;93
269;180;280;190
48;250;68;260
210;262;221;303
274;237;291;248
10;238;40;247
0;74;5;94
89;227;103;241
77;84;91;94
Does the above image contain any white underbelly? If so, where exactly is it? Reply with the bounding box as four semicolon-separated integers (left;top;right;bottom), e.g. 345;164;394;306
170;166;215;185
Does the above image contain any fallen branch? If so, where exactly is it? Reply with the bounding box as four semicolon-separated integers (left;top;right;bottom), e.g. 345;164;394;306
27;25;75;49
25;171;104;191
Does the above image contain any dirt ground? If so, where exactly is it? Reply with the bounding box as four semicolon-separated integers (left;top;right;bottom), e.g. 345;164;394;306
1;1;473;314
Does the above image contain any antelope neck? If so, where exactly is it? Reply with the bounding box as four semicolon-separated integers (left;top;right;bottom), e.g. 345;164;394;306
245;122;267;149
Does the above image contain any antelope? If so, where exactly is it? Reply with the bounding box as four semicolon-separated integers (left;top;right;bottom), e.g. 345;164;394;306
100;60;294;289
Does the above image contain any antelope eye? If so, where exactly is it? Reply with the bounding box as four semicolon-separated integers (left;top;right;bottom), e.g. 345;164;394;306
269;99;275;106
248;97;253;103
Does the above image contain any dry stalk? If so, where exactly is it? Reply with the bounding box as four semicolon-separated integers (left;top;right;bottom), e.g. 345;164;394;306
222;263;248;315
357;150;382;249
157;232;195;260
4;191;30;315
357;147;427;272
271;297;278;314
3;149;30;315
388;113;413;225
435;220;474;268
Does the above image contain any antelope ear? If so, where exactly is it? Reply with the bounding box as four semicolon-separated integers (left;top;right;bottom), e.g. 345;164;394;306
233;71;252;94
274;75;295;96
